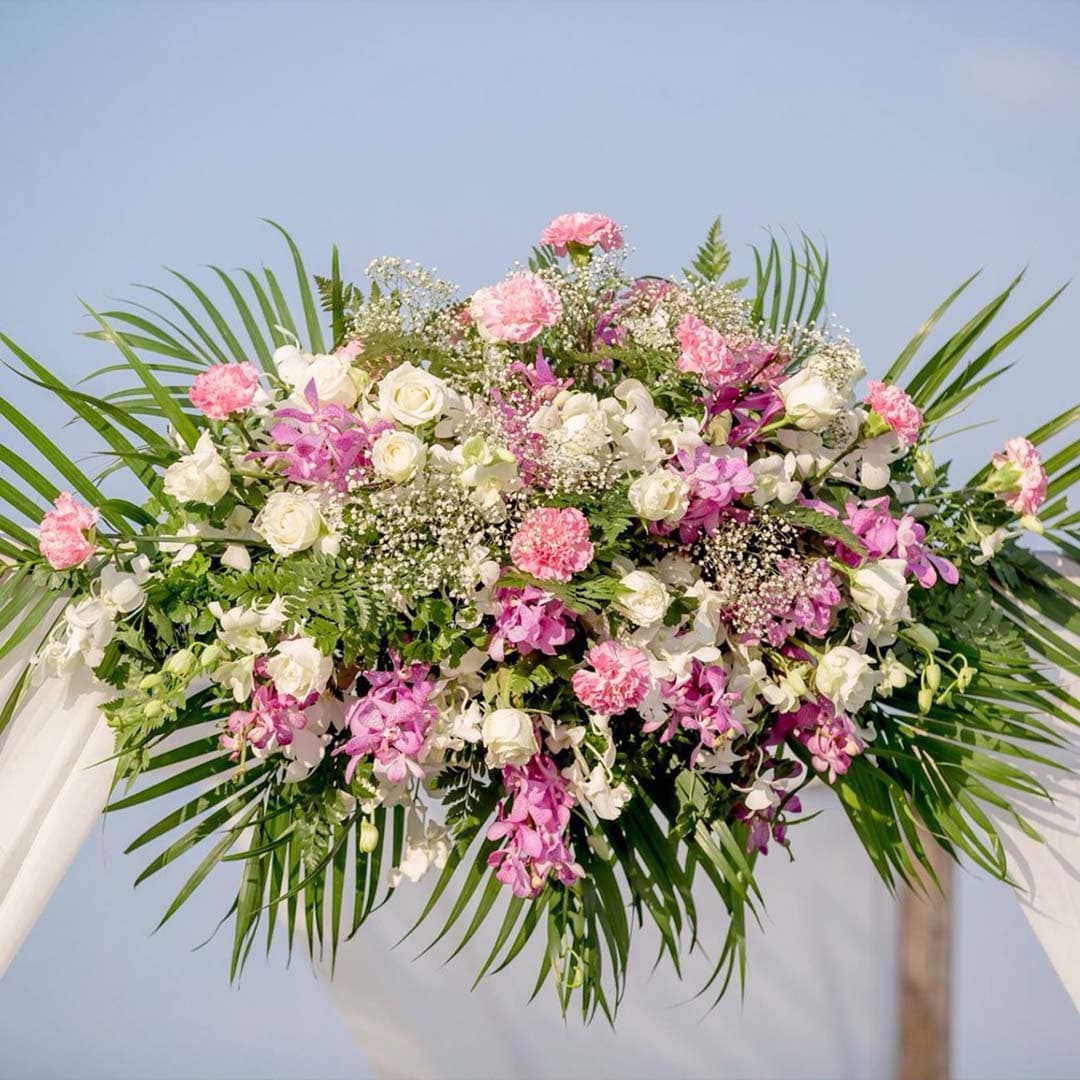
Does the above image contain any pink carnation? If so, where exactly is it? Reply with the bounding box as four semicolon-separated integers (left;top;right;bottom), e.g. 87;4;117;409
571;642;651;717
471;273;563;344
991;436;1048;516
865;380;922;448
38;492;98;570
188;362;261;420
674;313;739;384
540;212;623;256
510;507;593;582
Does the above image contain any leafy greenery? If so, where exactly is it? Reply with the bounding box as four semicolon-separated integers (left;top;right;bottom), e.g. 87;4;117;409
0;216;1076;1024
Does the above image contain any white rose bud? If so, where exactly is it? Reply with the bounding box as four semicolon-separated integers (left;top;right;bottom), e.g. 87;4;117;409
276;345;362;408
265;636;333;700
378;362;448;427
851;559;911;635
163;431;231;505
628;470;689;524
371;430;426;483
814;645;878;713
616;569;670;627
778;369;845;431
255;491;324;556
482;707;538;767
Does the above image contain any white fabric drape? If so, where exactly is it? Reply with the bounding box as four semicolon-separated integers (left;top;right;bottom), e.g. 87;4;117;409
0;623;112;977
0;559;1077;1078
990;554;1080;1008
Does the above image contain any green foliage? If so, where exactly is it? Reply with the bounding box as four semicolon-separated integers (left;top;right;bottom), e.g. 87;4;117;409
1;215;1078;1023
683;216;733;284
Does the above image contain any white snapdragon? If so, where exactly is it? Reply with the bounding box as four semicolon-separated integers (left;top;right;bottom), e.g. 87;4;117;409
778;369;845;431
264;636;333;700
163;431;231;505
815;645;878;713
162;506;257;570
616;569;670;627
389;813;451;886
275;344;363;408
255;490;325;556
482;707;538;767
750;453;801;505
283;695;346;782
371;429;426;484
877;653;915;697
32;558;150;678
628;469;689;524
533;390;613;462
850;559;911;641
378;362;448;427
605;379;700;471
570;762;632;820
208;597;288;654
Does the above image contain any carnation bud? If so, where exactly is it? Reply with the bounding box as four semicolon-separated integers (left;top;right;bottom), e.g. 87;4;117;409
200;643;225;669
904;624;940;653
143;699;166;720
164;648;196;677
924;662;942;691
914;447;937;488
359;820;380;853
1019;514;1044;535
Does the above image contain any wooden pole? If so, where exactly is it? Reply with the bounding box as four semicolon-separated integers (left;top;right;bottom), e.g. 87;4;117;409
898;840;953;1080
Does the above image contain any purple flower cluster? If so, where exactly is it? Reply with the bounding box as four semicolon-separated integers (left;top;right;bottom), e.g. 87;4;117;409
487;755;582;899
840;497;959;587
648;659;743;766
221;659;316;758
776;697;863;783
488;585;577;662
338;655;438;783
257;384;391;489
666;445;756;542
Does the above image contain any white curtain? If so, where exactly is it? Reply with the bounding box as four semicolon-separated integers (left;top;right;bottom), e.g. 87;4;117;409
0;623;112;976
0;558;1078;1079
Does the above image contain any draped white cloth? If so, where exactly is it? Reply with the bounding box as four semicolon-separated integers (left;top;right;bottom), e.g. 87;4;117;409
0;624;112;975
0;559;1078;1079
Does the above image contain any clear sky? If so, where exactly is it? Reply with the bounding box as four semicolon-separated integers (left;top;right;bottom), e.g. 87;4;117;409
1;2;1079;1078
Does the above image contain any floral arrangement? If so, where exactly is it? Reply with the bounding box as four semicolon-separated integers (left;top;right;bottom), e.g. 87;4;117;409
2;213;1078;1018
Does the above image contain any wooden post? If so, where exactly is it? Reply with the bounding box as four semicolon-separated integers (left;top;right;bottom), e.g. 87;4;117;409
898;840;953;1080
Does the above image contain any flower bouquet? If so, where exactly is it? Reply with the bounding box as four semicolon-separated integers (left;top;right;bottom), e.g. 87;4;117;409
3;213;1078;1018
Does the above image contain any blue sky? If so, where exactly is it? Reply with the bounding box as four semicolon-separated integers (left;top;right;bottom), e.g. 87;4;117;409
0;2;1079;1077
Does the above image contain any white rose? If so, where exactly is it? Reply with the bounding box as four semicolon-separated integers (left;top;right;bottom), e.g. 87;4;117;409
617;569;670;627
482;707;538;767
378;362;447;427
371;430;426;483
275;345;362;408
851;559;911;635
265;637;333;700
629;470;689;524
815;645;878;713
255;491;324;556
163;431;231;505
778;369;845;431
